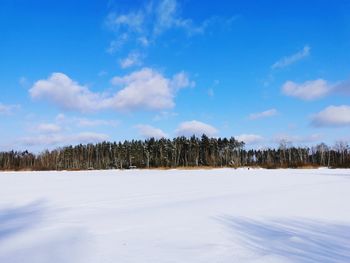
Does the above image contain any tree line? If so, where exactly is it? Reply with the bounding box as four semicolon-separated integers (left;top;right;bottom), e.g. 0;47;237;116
0;135;349;171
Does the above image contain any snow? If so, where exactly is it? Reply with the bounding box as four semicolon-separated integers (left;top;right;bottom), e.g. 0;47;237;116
0;168;349;262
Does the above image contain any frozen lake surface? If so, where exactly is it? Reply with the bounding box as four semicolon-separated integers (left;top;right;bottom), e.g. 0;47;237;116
0;168;349;262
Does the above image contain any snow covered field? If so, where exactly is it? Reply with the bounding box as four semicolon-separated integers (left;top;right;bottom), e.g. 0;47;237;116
0;168;349;263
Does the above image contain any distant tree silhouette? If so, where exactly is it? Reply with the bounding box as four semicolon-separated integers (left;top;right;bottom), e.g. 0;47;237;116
0;136;349;170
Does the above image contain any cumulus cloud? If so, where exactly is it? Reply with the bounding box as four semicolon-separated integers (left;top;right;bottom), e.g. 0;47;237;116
136;124;168;139
249;109;278;120
235;134;264;145
282;79;331;100
272;45;310;69
30;73;105;112
0;103;20;115
30;69;192;112
110;68;193;111
175;120;218;137
311;105;350;127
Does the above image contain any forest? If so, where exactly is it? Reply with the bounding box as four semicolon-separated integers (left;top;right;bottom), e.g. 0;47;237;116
0;135;350;171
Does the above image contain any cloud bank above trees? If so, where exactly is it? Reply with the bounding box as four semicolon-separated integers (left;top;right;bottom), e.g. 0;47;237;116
30;69;193;112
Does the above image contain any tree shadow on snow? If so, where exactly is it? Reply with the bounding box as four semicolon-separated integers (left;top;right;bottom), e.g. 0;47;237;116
0;202;93;263
218;216;350;263
0;201;44;242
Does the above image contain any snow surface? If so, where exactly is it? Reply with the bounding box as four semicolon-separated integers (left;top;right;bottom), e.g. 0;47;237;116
0;168;349;262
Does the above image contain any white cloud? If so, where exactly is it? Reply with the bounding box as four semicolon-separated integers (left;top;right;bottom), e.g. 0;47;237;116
106;0;202;39
119;52;142;69
54;114;118;128
153;0;203;35
105;0;235;51
170;71;195;90
55;113;66;122
106;33;128;54
30;73;105;112
273;134;322;144
138;37;149;47
98;70;108;77
207;88;214;97
19;132;109;147
333;79;350;95
249;108;278;120
0;103;20;115
73;132;109;144
282;79;331;100
153;111;178;121
19;77;29;87
36;123;61;133
272;45;310;69
110;68;193;111
107;11;145;32
235;134;264;145
175;120;218;137
77;118;119;127
311;105;350;127
207;80;219;97
136;124;168;139
30;69;192;112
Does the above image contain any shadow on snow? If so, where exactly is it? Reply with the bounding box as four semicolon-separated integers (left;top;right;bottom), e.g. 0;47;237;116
0;201;92;263
0;201;44;242
218;216;350;263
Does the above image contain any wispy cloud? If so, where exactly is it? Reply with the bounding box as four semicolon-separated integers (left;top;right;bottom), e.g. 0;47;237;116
105;0;236;53
97;70;108;77
272;45;310;69
249;109;278;120
77;118;119;127
19;77;29;87
153;111;178;121
106;33;128;54
207;80;219;97
36;123;62;133
0;103;20;115
119;52;142;69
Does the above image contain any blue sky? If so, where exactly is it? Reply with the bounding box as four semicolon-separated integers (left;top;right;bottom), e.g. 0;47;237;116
1;0;350;151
